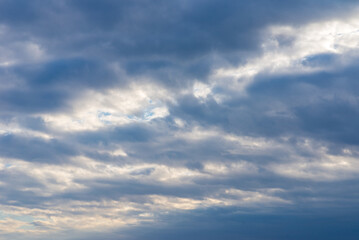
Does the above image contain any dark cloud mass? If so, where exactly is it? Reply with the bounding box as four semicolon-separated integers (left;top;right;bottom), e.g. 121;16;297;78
1;0;359;239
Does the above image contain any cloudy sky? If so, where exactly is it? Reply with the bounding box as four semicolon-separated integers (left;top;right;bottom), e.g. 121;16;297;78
1;0;359;239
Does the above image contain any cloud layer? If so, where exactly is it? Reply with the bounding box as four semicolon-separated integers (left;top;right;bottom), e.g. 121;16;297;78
1;1;359;239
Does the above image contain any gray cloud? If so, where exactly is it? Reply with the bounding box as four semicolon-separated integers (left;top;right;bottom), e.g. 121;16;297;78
1;0;359;239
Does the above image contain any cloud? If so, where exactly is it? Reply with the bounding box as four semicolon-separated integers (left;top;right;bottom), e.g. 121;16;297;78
1;0;359;239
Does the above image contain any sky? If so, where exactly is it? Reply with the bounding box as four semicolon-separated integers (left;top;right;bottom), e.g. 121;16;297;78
1;0;359;239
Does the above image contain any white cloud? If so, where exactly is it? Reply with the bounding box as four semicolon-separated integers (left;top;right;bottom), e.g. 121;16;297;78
193;81;212;99
212;10;359;96
39;82;172;131
0;186;289;236
269;153;359;181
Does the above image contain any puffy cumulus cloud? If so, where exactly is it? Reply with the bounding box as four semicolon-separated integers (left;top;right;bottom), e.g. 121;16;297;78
2;0;359;239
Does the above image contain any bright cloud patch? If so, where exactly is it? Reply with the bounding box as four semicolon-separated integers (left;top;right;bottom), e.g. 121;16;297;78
213;10;359;95
39;82;172;131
